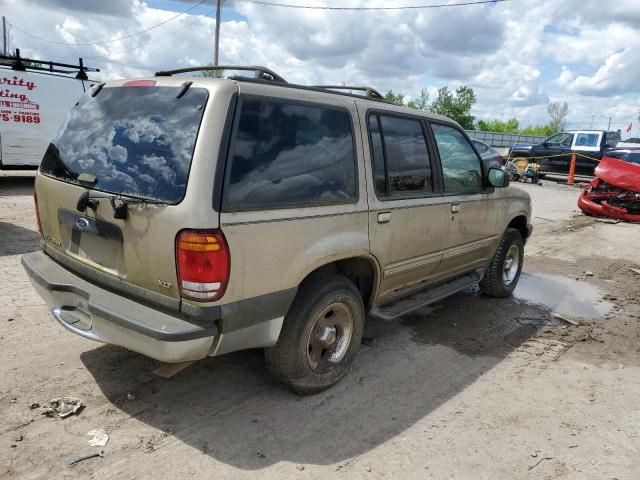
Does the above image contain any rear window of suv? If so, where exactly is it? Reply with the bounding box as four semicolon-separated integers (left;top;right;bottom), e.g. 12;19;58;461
224;98;357;211
40;85;208;204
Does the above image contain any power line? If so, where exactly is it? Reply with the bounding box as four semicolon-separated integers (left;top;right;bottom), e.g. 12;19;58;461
8;0;210;46
229;0;509;10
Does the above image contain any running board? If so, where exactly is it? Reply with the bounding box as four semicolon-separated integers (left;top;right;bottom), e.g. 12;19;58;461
369;270;484;322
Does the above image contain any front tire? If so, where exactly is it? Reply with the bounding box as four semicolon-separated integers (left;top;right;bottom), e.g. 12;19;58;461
479;228;524;297
265;274;365;394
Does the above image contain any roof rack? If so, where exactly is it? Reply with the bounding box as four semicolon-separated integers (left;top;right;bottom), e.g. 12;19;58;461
313;85;384;99
0;48;99;80
155;65;287;83
153;65;387;103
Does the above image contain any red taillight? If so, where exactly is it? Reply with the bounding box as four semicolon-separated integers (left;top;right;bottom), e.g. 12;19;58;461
33;190;42;235
176;230;230;302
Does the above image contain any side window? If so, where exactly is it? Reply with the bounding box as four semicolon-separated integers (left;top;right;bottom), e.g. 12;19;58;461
547;132;573;147
575;133;599;147
369;115;386;194
225;98;357;210
606;132;621;146
368;113;433;197
431;124;483;193
473;140;488;154
562;134;574;147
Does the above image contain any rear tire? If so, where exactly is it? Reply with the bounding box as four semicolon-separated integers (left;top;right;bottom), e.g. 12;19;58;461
479;228;524;297
265;274;365;394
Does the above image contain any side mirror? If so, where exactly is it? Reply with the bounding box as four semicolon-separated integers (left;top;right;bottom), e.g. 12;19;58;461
542;140;549;147
488;167;509;188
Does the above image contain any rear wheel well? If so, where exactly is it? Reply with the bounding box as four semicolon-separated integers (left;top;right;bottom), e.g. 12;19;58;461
302;258;376;309
508;215;528;240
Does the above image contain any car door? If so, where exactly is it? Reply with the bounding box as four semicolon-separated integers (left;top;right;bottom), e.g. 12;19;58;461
538;132;574;173
572;131;602;176
362;108;447;302
429;122;499;279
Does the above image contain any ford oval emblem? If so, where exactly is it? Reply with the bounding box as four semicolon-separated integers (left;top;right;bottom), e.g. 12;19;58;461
76;218;90;230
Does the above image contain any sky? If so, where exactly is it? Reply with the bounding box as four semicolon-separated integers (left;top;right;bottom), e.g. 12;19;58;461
2;0;639;135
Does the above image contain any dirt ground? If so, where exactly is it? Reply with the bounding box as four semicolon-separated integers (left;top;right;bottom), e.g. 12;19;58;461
1;172;639;480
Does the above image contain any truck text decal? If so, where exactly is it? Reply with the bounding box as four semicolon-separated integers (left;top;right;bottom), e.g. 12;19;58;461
0;75;41;125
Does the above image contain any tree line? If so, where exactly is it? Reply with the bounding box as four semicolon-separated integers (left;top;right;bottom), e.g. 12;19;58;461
384;86;569;136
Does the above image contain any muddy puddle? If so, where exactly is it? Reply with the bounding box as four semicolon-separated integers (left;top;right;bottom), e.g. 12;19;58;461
394;272;612;358
514;273;612;318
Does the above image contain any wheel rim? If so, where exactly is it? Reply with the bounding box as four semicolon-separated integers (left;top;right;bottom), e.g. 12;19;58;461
503;244;521;286
306;303;353;374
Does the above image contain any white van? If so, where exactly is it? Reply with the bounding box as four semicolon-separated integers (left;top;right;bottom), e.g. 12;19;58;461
0;51;98;169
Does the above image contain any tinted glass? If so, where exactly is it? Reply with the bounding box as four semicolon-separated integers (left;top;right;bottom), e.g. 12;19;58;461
606;131;621;146
378;115;432;195
369;115;386;194
575;133;599;147
473;140;489;153
225;99;356;210
432;124;483;192
623;153;640;164
40;86;208;204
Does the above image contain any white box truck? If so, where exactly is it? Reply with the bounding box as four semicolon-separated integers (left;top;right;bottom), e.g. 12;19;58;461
0;50;99;169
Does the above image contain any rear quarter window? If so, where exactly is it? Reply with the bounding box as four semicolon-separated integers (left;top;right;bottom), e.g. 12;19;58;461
223;97;357;211
575;133;600;147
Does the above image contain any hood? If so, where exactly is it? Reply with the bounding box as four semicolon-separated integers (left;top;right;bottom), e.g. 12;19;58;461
510;143;534;150
595;156;640;193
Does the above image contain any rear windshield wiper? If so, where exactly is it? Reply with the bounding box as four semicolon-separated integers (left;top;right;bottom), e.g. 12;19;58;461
43;143;79;181
76;190;168;220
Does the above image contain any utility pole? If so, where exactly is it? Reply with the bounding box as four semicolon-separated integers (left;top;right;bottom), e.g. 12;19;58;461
2;16;7;56
607;116;612;130
214;0;222;66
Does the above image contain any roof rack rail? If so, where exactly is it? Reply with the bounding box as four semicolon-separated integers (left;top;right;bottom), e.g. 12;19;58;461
154;65;287;83
0;48;99;80
313;85;384;99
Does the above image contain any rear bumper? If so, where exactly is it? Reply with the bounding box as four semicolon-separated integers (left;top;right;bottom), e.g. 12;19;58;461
22;251;217;363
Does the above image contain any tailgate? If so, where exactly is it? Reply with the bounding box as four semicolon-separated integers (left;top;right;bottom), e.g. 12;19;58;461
35;82;215;303
36;176;190;301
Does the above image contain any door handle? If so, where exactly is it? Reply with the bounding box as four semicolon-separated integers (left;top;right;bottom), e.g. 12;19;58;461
451;203;460;214
377;212;391;223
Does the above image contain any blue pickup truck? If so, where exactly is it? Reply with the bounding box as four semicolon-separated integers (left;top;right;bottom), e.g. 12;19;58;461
508;130;637;176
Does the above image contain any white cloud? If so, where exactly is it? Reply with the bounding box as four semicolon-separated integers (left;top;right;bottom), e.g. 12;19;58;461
567;49;640;97
2;0;639;131
555;66;574;87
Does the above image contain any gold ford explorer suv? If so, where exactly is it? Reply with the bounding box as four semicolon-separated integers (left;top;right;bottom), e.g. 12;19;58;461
23;66;532;394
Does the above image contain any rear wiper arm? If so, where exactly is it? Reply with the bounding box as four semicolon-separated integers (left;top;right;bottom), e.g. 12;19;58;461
76;190;110;212
76;190;167;220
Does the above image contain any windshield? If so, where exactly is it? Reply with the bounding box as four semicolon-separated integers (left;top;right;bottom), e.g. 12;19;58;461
623;153;640;165
40;85;208;204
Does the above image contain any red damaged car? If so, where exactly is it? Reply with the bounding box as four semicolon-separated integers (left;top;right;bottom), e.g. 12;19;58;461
578;153;640;223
